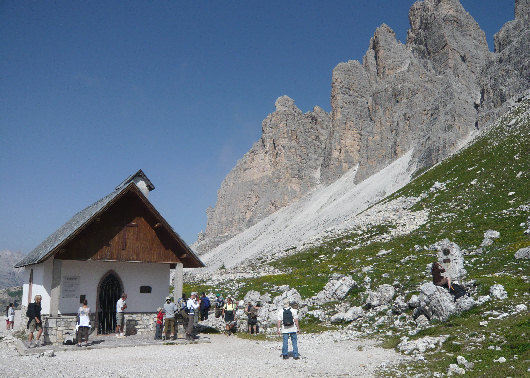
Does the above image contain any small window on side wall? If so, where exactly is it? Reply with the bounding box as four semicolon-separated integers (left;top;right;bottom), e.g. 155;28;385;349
140;286;152;294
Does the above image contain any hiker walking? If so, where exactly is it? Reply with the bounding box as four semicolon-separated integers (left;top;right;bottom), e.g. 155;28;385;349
277;299;300;360
116;293;127;337
27;295;43;348
163;296;178;340
199;292;210;321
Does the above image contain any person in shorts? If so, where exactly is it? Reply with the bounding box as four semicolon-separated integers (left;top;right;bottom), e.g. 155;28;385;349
116;293;127;337
222;297;236;335
27;295;43;348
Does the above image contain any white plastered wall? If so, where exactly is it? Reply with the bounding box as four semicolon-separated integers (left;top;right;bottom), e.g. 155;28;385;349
21;258;54;314
58;260;170;314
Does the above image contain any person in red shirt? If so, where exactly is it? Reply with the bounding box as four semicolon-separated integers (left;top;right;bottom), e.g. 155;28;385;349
155;307;163;340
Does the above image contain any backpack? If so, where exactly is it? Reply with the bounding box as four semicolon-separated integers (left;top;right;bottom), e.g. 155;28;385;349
202;297;211;309
283;308;294;326
450;283;467;301
26;303;34;318
250;306;258;319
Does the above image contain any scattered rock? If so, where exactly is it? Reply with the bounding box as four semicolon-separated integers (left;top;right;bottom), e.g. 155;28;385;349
408;294;420;308
312;274;357;305
489;284;508;300
392;295;409;314
397;335;448;354
344;306;364;322
477;295;491;305
415;314;430;328
493;356;506;363
481;230;500;247
514;247;530;259
514;304;527;313
448;363;466;375
455;296;475;312
366;284;395;308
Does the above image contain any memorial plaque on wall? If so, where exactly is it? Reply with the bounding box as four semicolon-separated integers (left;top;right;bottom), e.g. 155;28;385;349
61;275;80;298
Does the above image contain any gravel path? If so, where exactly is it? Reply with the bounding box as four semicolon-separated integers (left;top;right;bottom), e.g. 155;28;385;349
0;329;405;377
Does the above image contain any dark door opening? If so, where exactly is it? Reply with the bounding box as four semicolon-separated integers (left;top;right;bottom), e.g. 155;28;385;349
98;273;122;334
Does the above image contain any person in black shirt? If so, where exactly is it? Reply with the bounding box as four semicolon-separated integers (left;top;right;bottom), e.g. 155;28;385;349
27;295;43;347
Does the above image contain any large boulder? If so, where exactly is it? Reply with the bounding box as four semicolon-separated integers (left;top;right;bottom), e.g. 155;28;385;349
432;239;466;281
418;282;456;321
312;274;357;305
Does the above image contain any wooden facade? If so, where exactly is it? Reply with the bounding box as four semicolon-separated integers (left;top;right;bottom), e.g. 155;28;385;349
53;184;202;267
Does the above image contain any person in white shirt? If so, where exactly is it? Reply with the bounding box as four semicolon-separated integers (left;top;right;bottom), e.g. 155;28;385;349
186;292;200;340
7;303;15;330
115;293;127;337
77;299;91;347
277;299;300;360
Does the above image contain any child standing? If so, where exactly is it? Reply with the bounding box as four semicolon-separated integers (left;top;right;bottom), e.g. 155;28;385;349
155;307;163;340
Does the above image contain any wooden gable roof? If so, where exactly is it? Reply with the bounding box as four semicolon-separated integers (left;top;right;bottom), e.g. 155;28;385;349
15;174;203;268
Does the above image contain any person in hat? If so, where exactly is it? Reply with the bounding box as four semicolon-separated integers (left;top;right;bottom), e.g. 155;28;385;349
154;306;164;340
163;296;178;340
277;299;300;360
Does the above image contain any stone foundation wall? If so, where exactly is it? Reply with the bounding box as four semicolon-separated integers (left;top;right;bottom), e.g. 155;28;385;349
20;305;158;344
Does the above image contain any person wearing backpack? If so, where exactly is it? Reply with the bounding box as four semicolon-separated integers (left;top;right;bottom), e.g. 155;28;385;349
277;299;300;360
199;293;211;321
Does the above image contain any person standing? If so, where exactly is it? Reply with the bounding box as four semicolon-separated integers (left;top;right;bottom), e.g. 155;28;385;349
8;303;15;330
155;307;163;340
77;299;91;347
277;299;300;360
222;297;236;335
199;293;210;321
214;294;224;318
27;295;43;348
163;296;178;340
246;302;258;334
185;292;199;340
116;293;127;337
4;306;9;330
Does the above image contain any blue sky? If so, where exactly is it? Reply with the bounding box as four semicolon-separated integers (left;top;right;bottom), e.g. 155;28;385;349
0;0;514;253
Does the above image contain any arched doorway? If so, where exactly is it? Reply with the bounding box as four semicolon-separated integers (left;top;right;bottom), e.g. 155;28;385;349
97;271;122;334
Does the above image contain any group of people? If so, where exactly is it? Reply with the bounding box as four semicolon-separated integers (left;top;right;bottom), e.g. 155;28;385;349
4;303;15;331
20;292;302;359
155;291;213;341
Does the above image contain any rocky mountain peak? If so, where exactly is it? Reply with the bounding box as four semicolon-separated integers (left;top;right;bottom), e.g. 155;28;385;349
274;95;301;113
407;0;489;77
515;0;529;20
194;0;529;255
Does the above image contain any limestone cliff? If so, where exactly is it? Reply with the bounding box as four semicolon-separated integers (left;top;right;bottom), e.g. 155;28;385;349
194;0;529;254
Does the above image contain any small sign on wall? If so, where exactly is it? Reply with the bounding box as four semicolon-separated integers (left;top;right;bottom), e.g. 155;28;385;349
61;275;80;298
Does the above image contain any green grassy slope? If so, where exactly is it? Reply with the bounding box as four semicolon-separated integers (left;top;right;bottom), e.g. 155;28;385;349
186;98;530;376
